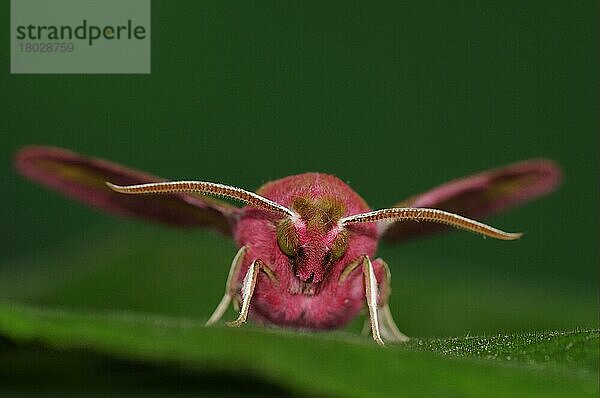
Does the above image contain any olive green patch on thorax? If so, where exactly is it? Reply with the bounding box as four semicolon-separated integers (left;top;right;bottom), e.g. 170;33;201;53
291;196;346;231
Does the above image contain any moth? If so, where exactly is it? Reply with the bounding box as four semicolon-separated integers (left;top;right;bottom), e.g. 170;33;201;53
15;146;561;345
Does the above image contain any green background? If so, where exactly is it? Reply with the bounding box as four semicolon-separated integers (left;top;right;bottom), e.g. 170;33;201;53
0;1;597;396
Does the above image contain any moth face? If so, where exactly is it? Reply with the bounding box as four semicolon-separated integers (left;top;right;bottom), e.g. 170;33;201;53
276;197;349;283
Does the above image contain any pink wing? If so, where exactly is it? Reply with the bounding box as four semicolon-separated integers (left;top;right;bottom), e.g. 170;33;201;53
15;146;238;235
382;159;562;242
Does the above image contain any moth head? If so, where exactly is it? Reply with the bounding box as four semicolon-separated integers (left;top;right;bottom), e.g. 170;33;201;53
276;196;349;283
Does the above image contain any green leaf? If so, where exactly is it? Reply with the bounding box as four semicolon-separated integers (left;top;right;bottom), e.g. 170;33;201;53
0;303;597;398
407;330;600;373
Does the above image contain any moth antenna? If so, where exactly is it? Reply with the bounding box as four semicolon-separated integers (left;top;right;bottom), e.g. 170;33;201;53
106;181;295;217
339;208;522;240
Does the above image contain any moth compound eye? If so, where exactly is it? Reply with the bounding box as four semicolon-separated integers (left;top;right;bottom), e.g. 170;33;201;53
330;229;349;261
276;219;299;257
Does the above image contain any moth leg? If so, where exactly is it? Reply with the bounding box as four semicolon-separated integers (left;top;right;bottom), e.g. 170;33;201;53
227;259;273;328
337;258;372;336
374;258;409;343
205;246;247;326
362;256;385;346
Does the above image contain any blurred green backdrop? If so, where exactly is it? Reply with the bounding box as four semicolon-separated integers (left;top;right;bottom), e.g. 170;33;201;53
1;0;597;340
